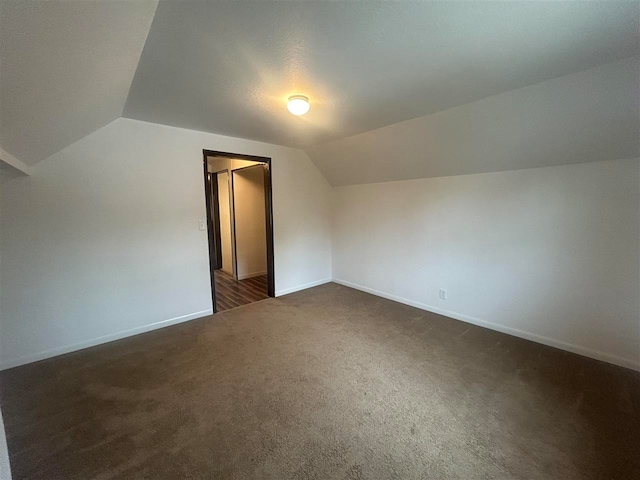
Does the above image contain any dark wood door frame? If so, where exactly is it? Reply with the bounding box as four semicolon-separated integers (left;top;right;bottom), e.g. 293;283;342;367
202;150;275;313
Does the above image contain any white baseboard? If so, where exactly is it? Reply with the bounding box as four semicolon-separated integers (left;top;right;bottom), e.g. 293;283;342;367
1;278;333;370
276;278;332;297
237;271;267;280
0;309;213;371
5;279;634;372
332;278;640;372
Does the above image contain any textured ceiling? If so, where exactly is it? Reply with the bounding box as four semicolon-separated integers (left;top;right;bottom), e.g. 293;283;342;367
124;0;639;149
0;0;158;165
307;56;640;186
207;157;262;173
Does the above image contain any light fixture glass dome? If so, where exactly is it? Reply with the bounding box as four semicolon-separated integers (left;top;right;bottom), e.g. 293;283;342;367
287;95;310;116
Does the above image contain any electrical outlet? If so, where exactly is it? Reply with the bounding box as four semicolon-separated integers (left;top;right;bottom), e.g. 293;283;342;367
439;288;447;300
198;220;206;231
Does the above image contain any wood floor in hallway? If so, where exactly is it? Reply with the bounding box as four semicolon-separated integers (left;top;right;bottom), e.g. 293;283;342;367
214;270;269;311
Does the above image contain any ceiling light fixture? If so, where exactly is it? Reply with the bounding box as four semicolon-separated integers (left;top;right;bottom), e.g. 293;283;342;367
287;95;310;116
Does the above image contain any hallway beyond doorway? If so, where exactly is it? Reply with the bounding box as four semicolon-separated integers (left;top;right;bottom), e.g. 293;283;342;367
214;270;269;312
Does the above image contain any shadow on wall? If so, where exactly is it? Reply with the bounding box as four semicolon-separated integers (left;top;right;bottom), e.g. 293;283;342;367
207;157;268;281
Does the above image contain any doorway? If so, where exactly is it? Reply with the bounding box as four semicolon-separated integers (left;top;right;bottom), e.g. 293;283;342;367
203;150;275;313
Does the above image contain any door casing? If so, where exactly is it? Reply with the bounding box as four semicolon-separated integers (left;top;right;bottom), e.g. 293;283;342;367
202;150;275;312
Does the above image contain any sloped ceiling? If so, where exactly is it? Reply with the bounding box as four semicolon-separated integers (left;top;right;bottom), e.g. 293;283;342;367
307;56;640;186
1;0;638;181
124;1;639;150
0;0;158;165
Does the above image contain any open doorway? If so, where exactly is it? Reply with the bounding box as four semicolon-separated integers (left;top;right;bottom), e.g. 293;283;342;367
203;150;275;312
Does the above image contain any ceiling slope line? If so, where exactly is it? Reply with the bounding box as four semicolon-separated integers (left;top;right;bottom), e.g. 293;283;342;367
0;146;33;176
121;1;160;119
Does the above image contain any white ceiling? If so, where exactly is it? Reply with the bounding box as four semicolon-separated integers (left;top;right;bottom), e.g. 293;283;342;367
0;0;158;165
0;1;638;178
307;56;640;186
0;161;24;185
124;1;639;149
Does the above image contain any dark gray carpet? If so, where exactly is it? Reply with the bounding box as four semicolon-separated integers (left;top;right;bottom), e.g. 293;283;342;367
1;283;638;479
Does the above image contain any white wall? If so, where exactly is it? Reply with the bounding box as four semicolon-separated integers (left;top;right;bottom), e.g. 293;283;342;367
332;158;640;370
307;56;639;186
0;118;332;369
233;166;267;280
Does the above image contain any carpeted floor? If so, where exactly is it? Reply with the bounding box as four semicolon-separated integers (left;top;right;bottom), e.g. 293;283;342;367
1;283;639;479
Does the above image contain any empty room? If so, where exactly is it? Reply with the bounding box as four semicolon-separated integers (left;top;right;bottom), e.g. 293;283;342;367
0;1;638;479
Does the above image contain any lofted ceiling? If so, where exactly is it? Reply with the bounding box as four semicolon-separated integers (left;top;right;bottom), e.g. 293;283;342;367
0;0;158;165
124;0;639;149
0;0;638;177
307;56;640;186
0;161;24;185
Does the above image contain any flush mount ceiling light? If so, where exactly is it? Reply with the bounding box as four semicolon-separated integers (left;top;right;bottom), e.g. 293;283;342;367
287;95;310;116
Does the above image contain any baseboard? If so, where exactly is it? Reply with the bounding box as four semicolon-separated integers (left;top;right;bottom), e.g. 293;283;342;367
332;278;640;372
276;278;332;297
0;309;213;371
237;271;267;281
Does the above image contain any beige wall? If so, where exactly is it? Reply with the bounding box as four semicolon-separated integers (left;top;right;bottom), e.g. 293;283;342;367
307;56;639;186
217;171;233;275
208;157;267;279
233;166;267;280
